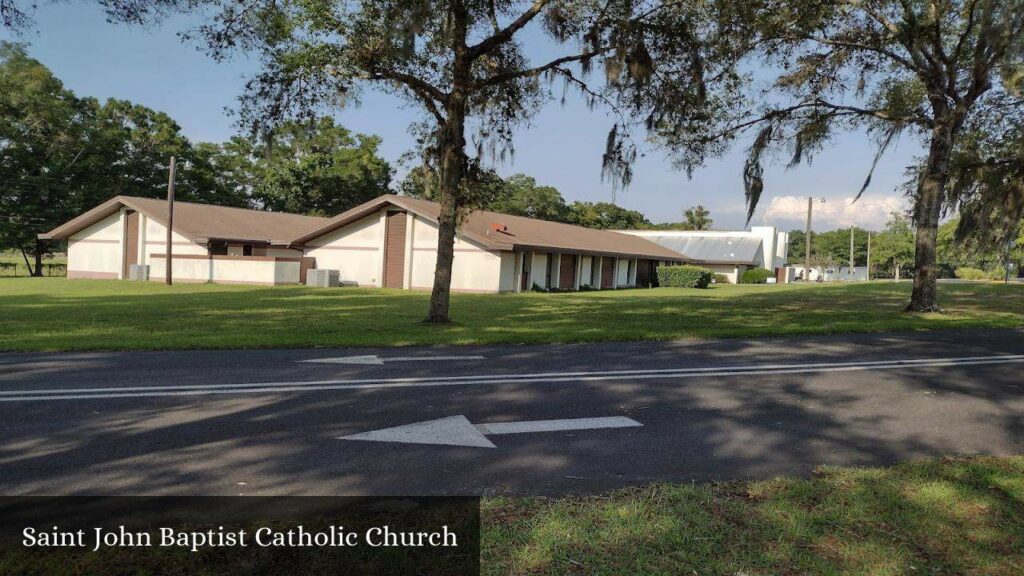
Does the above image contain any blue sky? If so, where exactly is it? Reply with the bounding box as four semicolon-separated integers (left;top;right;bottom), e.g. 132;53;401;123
3;4;923;231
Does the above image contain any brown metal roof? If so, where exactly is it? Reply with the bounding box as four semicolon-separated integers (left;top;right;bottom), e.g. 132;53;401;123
40;196;332;245
294;194;689;261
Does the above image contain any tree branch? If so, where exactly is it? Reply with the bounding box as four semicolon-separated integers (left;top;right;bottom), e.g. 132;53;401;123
468;0;551;59
699;98;930;144
929;0;951;69
810;98;928;125
367;70;448;103
785;34;919;72
487;0;500;33
550;65;628;123
477;47;609;87
952;0;981;64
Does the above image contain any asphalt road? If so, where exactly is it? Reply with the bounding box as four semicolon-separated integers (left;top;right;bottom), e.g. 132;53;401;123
1;329;1023;496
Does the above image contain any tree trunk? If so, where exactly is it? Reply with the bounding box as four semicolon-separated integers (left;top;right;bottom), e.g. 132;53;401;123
426;178;460;323
425;106;466;324
19;248;36;277
425;57;469;322
33;239;44;277
906;118;955;312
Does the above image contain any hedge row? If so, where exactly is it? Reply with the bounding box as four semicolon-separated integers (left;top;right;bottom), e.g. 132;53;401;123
740;268;772;284
657;265;713;288
954;267;1003;281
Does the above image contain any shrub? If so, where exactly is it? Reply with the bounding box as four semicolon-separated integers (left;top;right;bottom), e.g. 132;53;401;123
954;267;1000;281
740;268;772;284
657;265;713;288
713;273;730;284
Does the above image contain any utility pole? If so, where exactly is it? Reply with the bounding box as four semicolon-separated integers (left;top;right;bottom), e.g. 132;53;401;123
803;197;824;281
849;226;854;271
165;156;176;286
804;197;812;281
866;232;872;281
1005;239;1014;284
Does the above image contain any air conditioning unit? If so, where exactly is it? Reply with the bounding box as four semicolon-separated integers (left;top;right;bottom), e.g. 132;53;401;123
128;264;149;281
306;269;340;288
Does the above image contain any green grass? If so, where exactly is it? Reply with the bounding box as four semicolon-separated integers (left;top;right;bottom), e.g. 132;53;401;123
481;456;1024;575
1;278;1023;351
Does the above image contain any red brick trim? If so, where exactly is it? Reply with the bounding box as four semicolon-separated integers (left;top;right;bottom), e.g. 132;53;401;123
410;286;498;294
68;270;119;279
150;254;301;263
305;245;379;251
412;247;492;254
147;276;286;286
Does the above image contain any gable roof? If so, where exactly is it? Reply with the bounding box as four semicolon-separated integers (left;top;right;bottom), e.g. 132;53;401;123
619;232;764;265
40;195;332;245
294;194;688;261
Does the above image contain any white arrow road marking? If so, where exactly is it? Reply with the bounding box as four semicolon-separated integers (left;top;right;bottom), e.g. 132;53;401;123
3;354;1024;402
298;355;486;365
473;416;643;435
338;415;642;448
340;416;497;448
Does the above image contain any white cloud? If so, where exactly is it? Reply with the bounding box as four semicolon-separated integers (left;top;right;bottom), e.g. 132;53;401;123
761;194;908;230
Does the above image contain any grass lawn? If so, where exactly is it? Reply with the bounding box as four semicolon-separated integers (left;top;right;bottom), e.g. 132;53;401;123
1;278;1022;351
481;456;1024;575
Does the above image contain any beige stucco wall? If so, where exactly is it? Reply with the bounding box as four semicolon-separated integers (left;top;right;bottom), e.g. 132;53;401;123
707;263;743;284
67;212;123;278
498;252;517;292
303;211;384;286
408;215;504;292
149;256;299;285
141;216;207;267
302;211;506;292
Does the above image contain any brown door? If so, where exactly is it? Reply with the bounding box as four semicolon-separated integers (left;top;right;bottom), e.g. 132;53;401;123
520;253;531;290
299;257;316;284
636;259;651;286
383;211;407;288
601;257;615;288
559;254;576;289
123;210;139;277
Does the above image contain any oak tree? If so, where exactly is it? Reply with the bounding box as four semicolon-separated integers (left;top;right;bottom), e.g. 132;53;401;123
657;0;1024;311
190;0;718;322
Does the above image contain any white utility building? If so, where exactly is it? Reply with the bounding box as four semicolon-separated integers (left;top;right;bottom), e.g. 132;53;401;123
617;227;790;283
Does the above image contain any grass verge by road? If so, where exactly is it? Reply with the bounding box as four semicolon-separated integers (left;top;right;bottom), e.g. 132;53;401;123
1;278;1022;351
481;456;1024;575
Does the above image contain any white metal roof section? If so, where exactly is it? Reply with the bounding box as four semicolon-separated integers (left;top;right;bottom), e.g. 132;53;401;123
630;235;763;265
